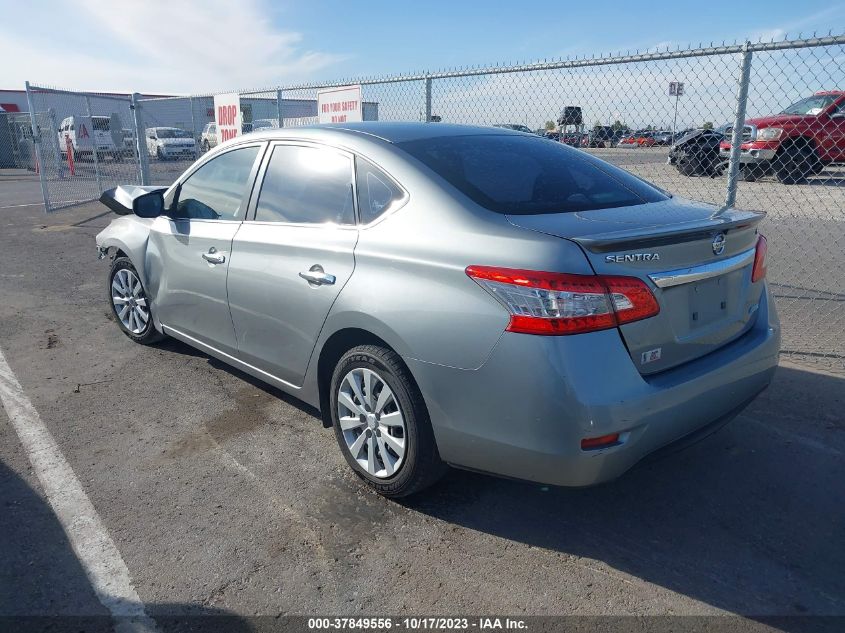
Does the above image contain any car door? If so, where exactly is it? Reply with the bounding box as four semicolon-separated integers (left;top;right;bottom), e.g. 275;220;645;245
821;99;845;161
226;142;358;387
146;142;265;356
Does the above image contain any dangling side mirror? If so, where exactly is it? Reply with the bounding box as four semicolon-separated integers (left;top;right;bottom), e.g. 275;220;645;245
133;191;165;218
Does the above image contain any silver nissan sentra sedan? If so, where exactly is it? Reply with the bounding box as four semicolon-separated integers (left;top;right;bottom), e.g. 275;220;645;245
95;122;780;497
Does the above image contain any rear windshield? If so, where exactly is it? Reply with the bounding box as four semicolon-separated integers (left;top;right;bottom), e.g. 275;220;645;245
396;134;668;214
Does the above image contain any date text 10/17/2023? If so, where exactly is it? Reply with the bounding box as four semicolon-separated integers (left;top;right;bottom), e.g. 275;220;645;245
308;617;528;630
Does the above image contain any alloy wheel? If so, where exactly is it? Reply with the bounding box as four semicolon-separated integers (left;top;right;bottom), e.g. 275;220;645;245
337;368;407;478
111;268;150;335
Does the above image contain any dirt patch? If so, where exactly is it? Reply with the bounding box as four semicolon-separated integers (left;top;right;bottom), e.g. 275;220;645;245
205;386;276;442
166;386;276;458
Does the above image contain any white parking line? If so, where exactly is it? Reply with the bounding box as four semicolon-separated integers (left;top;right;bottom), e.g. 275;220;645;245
0;202;44;209
0;347;158;632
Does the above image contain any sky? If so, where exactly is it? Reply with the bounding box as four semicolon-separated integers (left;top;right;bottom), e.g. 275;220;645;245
2;0;843;94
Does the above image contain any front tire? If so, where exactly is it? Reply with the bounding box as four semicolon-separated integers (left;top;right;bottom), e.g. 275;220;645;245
774;145;817;184
108;257;163;345
330;345;446;498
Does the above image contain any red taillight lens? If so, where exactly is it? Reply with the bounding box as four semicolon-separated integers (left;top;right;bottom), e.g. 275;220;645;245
465;266;660;336
752;234;767;283
581;433;620;450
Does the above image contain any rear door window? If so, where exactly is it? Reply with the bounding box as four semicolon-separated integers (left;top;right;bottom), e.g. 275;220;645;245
254;145;355;225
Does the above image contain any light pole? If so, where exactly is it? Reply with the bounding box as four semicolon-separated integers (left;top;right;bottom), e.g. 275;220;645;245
669;81;684;142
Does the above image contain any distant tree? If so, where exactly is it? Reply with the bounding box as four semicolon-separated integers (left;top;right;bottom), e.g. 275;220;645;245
544;120;556;130
593;120;603;130
702;121;714;130
611;120;627;131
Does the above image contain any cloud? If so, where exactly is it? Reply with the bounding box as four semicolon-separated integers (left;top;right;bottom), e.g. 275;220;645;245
0;0;347;94
748;6;845;43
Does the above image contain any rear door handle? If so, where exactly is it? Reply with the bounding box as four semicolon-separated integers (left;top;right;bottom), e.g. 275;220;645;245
299;266;336;286
202;248;226;265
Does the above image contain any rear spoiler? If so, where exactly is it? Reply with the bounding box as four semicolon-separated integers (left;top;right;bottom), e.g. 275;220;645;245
570;209;765;253
99;185;167;216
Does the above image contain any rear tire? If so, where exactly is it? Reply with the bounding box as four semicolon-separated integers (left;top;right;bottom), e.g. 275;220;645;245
329;345;446;498
108;257;163;345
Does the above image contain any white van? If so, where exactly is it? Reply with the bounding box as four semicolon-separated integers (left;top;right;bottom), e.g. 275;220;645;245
58;115;125;161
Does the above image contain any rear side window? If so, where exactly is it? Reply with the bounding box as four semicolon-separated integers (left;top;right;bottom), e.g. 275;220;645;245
356;158;406;224
396;135;667;215
174;146;260;220
254;145;354;225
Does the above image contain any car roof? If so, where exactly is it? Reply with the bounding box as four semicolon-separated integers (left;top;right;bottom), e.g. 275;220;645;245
254;122;528;144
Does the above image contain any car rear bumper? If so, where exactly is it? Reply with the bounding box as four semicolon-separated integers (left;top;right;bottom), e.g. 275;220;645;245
160;147;196;156
407;285;780;487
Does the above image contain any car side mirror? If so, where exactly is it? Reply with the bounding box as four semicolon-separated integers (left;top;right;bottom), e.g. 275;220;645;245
133;191;165;218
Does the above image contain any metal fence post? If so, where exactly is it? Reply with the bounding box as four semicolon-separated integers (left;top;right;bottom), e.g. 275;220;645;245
424;77;432;122
84;94;103;194
24;81;51;213
131;93;150;185
721;41;753;213
276;89;284;128
46;107;64;180
189;96;198;159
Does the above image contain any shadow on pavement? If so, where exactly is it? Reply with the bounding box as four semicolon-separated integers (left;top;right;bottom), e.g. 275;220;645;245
0;459;253;632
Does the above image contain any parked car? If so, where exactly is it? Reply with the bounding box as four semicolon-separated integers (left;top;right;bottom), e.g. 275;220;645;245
668;128;726;177
719;90;845;183
146;127;197;160
652;130;674;146
586;126;627;148
560;132;587;147
201;122;254;151
200;122;218;152
58;115;124;161
96;123;779;498
252;118;279;131
620;131;658;147
493;123;535;134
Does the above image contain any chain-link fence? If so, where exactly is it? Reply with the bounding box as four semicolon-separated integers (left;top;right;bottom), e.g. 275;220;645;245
19;33;845;372
22;84;143;209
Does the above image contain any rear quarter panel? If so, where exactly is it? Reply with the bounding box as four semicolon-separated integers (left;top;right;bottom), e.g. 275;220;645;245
314;153;595;372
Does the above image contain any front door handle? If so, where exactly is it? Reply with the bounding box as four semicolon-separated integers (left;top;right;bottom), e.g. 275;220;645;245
202;248;226;265
299;265;336;286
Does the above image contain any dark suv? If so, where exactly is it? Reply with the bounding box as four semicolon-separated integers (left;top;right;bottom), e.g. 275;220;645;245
586;126;624;148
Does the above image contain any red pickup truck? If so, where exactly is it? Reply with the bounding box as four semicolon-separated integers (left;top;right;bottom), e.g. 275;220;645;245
719;90;845;183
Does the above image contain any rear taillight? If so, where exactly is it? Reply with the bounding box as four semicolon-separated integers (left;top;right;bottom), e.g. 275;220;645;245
752;234;767;283
465;266;660;335
581;433;620;450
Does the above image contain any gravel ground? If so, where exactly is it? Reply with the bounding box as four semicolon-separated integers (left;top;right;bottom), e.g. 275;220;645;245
0;182;844;626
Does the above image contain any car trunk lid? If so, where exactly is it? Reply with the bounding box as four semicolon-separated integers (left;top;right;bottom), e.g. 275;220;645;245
507;198;766;374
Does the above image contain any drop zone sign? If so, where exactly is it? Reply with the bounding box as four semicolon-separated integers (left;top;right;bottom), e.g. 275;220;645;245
317;85;363;124
214;92;242;142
